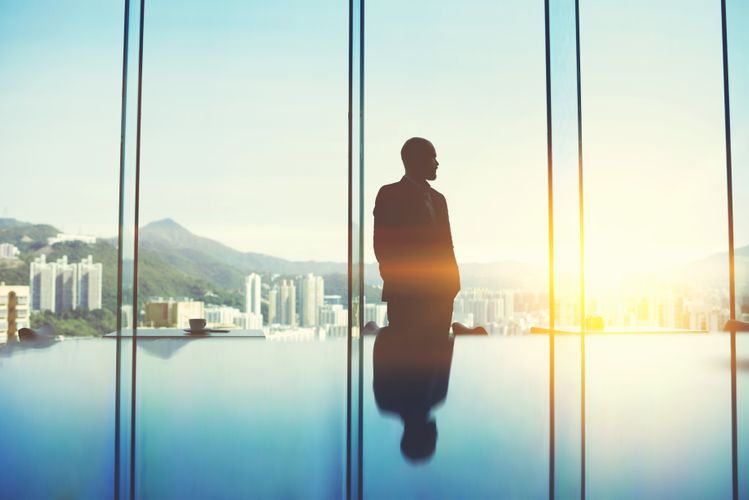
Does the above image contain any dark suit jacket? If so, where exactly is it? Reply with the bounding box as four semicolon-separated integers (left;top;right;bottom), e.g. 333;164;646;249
373;176;460;301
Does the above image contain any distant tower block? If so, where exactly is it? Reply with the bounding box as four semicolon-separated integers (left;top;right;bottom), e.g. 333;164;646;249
7;291;18;342
245;273;262;316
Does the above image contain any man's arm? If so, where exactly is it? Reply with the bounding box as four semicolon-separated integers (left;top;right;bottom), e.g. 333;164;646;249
437;193;461;297
373;187;399;284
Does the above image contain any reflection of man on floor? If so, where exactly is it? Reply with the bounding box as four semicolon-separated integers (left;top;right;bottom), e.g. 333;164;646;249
373;326;454;462
373;137;460;337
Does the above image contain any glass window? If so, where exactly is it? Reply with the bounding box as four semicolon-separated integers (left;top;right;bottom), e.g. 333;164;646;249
364;1;551;496
581;1;733;497
726;1;749;497
134;1;348;497
0;1;122;497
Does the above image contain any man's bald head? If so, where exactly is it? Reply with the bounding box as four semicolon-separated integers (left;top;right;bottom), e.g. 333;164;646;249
401;137;439;181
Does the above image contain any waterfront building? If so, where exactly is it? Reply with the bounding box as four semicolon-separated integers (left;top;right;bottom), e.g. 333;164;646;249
268;279;296;326
319;304;347;327
245;273;262;321
296;273;324;327
205;305;242;327
319;324;348;339
235;312;263;329
453;288;521;333
267;288;278;325
363;303;387;326
143;299;204;328
121;304;134;329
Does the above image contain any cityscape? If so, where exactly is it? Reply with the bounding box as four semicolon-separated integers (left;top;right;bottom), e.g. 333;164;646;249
1;222;747;345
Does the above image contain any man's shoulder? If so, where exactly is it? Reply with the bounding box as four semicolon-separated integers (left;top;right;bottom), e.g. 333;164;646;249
427;185;446;201
374;180;411;218
376;179;409;199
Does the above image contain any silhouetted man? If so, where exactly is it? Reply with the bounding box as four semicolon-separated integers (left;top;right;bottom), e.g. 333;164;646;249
373;137;460;337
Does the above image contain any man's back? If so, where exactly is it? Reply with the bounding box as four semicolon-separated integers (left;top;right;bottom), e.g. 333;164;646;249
373;176;459;301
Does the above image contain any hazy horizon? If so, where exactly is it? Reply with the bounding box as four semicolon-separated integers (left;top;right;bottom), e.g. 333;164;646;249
3;215;745;274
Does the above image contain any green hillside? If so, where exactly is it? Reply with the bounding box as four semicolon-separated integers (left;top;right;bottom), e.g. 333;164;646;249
0;219;59;252
0;259;27;285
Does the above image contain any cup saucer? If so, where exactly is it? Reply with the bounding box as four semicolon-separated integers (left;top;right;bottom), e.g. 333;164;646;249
182;328;230;334
183;328;211;334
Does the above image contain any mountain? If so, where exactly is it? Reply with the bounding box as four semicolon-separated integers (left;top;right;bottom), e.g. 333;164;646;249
677;244;749;289
134;219;389;303
0;218;29;229
137;219;546;290
0;218;59;252
138;218;351;285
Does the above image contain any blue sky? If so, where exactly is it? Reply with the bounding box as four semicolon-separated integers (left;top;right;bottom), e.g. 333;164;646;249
1;0;746;272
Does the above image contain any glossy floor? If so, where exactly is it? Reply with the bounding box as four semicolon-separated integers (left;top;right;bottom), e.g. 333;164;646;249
0;334;745;499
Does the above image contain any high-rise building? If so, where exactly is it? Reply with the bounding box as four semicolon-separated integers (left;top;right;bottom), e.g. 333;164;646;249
29;254;103;313
55;256;78;312
205;305;241;327
173;300;204;329
279;279;296;326
501;290;515;319
30;255;57;312
319;304;347;326
245;273;262;322
324;295;343;305
235;312;263;329
267;287;278;324
121;304;134;329
466;298;488;326
144;301;171;327
268;279;296;326
77;255;103;310
452;288;520;332
296;273;324;327
0;243;20;260
363;303;387;326
314;276;325;323
486;298;504;324
0;283;30;343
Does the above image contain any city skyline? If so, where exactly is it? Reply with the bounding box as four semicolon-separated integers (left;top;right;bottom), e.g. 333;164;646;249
1;219;744;337
1;215;746;330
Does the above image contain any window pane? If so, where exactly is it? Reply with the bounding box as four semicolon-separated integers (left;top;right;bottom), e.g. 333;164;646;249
727;1;749;497
134;1;348;497
582;0;728;334
364;1;550;496
0;1;122;497
581;1;733;497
